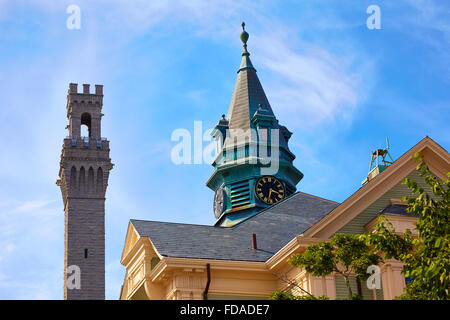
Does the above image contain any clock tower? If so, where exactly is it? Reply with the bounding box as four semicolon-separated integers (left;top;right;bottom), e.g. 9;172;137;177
207;23;303;227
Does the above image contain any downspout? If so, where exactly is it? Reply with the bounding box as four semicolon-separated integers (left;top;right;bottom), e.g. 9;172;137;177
356;277;362;297
203;263;211;300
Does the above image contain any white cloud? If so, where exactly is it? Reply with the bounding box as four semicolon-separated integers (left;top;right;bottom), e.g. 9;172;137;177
1;0;371;131
6;243;16;253
252;32;370;129
11;200;54;214
389;0;450;81
0;243;17;264
0;198;63;299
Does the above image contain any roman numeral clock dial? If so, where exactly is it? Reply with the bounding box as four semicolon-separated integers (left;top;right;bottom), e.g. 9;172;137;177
255;176;285;205
213;187;226;218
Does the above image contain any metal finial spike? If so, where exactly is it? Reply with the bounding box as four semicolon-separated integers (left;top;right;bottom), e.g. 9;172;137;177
240;22;249;54
222;114;226;120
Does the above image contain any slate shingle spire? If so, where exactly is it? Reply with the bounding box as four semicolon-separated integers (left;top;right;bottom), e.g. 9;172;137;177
226;22;277;133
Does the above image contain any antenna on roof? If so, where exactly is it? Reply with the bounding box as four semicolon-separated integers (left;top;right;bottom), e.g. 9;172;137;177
362;137;394;186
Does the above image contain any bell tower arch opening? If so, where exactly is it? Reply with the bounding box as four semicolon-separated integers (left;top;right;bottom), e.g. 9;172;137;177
81;112;92;138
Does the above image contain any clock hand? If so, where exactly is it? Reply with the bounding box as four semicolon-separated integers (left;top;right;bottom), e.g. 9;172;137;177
268;189;273;199
271;189;281;195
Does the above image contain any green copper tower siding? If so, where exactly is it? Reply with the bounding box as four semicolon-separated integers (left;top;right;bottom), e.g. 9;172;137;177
208;160;302;227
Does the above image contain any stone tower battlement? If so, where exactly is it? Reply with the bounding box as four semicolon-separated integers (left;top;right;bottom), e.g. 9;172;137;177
66;83;104;138
57;83;113;300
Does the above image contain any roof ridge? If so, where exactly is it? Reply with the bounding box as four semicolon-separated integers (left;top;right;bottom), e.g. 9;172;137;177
295;191;339;205
300;136;450;237
130;219;217;229
230;192;303;228
428;136;449;153
355;135;448;188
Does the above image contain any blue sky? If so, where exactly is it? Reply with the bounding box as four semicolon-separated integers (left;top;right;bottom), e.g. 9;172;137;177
0;0;449;299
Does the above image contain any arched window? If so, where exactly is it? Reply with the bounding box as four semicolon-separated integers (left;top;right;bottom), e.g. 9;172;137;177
79;167;86;192
88;167;94;192
70;166;77;190
81;112;92;138
96;167;103;193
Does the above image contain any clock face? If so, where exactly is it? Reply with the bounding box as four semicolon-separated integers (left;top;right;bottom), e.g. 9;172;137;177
255;176;285;205
213;187;226;218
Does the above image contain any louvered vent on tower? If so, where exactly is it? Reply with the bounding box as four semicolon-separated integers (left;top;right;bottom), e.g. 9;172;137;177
230;180;250;208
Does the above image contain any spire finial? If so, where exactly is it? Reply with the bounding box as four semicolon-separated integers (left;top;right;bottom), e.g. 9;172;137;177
240;21;250;56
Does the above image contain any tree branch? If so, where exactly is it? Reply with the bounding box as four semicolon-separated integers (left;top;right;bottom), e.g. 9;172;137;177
272;272;316;299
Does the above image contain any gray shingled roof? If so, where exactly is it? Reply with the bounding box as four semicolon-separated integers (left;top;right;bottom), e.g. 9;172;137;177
130;192;338;262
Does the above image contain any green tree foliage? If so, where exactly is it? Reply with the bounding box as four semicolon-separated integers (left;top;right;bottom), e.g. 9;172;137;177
268;290;297;300
288;233;381;299
366;153;449;299
271;153;448;300
268;290;328;300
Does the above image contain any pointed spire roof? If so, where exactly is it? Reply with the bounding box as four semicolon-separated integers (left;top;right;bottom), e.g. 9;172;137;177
226;22;277;131
207;23;303;224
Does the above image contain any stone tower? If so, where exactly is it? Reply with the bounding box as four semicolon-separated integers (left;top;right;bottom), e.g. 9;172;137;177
56;83;113;300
